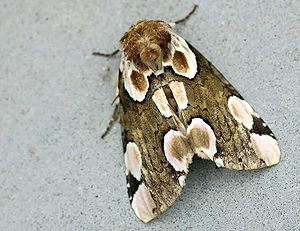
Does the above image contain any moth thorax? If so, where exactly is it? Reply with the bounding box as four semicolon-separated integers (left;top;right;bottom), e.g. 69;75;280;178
140;43;163;75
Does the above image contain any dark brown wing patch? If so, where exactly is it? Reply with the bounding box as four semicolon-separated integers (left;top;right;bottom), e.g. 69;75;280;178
130;70;148;92
173;51;189;73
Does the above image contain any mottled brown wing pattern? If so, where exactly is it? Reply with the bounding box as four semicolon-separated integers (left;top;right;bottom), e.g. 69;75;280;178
119;69;190;223
116;19;280;223
180;44;280;170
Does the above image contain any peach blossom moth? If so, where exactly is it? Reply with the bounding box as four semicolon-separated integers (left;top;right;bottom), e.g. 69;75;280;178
95;6;281;223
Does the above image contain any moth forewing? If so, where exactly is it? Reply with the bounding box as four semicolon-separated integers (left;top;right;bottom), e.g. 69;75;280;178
102;19;282;223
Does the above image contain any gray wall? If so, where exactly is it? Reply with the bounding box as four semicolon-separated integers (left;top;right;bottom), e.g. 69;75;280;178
0;0;299;230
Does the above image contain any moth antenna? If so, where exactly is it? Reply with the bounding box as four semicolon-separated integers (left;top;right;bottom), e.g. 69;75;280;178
92;49;119;57
174;4;198;24
101;103;120;139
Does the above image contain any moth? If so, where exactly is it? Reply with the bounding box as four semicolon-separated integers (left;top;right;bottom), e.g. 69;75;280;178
96;7;281;223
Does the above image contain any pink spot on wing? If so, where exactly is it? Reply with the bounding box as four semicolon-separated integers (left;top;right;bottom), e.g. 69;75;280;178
125;142;142;181
228;96;254;129
251;133;281;166
164;130;193;172
131;183;156;223
168;81;188;110
187;118;217;160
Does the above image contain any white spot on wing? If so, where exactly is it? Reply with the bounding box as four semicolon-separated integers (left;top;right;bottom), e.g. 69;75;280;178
214;157;224;168
123;58;150;102
251;133;281;166
169;81;188;110
125;142;142;181
187;118;217;160
152;88;172;117
228;96;254;129
164;33;197;79
178;176;186;187
132;183;156;223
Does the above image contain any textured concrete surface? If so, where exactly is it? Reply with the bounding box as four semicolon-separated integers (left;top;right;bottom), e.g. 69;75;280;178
0;0;299;230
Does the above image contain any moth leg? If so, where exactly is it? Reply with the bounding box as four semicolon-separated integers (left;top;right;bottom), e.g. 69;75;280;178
92;49;119;57
111;94;119;105
101;69;120;139
97;46;120;139
174;5;198;24
101;103;120;139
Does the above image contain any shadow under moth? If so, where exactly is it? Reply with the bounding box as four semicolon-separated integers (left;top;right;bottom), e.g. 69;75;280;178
96;6;281;223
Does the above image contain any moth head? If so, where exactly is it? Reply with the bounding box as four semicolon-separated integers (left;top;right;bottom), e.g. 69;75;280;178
120;20;172;76
140;43;163;75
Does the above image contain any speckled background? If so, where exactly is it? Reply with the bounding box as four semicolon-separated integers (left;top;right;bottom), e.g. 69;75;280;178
0;0;299;230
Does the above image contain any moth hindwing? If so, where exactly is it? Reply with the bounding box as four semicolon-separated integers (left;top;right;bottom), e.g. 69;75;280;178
113;20;281;223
